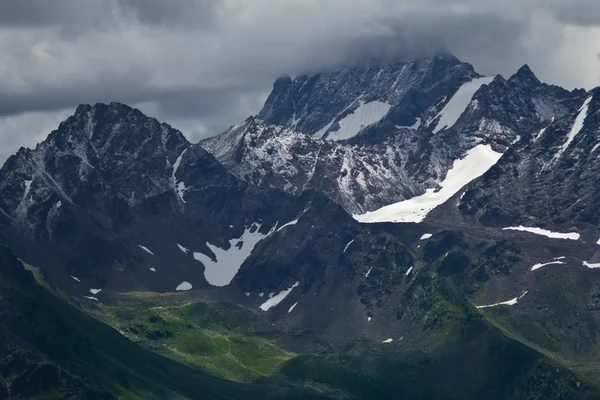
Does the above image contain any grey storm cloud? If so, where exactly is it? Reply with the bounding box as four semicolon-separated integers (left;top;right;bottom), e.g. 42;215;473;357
0;0;599;163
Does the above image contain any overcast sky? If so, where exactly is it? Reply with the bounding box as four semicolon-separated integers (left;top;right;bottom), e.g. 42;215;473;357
0;0;599;163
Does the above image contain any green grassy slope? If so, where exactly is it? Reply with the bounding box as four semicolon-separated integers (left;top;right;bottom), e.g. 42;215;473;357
0;246;331;400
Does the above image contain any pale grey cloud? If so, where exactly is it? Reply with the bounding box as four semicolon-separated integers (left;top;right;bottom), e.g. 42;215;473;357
0;0;598;164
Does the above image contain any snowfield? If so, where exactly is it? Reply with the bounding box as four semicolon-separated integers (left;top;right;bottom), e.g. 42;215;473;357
584;261;600;269
354;145;502;223
326;100;392;141
531;260;566;271
476;291;527;309
194;223;276;287
554;96;592;159
260;281;299;311
432;76;495;134
502;226;580;241
176;281;192;291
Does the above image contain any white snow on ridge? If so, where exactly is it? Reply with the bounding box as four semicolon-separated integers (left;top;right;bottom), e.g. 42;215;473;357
327;100;392;141
343;239;355;253
477;291;527;309
23;179;33;199
531;261;565;271
355;145;502;223
176;281;193;291
584;261;600;269
138;245;155;255
534;127;547;142
420;233;433;240
172;149;188;203
277;218;300;232
502;226;580;241
432;76;495;134
194;224;276;287
555;96;593;159
260;281;299;311
288;302;298;313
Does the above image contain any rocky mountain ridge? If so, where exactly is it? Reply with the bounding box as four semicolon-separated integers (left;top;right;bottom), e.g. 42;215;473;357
203;57;585;216
2;53;600;399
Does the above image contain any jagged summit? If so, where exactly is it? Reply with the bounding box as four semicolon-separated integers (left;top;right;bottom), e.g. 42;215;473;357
204;56;586;218
507;64;541;86
258;54;480;140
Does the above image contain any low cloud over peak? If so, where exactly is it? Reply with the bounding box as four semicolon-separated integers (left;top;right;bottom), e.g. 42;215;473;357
0;0;598;163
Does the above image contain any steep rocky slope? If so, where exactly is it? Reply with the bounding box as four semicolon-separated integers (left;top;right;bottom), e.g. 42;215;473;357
203;57;583;216
455;89;600;233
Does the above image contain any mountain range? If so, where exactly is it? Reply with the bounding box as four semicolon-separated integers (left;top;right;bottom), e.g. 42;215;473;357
1;52;600;399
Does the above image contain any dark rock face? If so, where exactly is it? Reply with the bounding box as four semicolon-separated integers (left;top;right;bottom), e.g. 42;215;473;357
204;57;583;216
1;54;600;399
258;54;478;137
458;89;600;231
0;102;386;305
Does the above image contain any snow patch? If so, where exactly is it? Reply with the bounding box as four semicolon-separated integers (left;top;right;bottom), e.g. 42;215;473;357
315;119;336;138
343;239;355;253
90;288;102;295
172;149;188;203
84;296;98;301
503;226;580;241
531;261;565;271
194;223;276;287
138;245;155;255
56;200;62;209
405;266;413;276
420;233;433;240
259;292;265;297
534;127;547;142
150;268;156;272
327;100;392;141
584;261;600;269
259;281;299;311
432;76;495;134
596;238;600;246
288;302;298;313
555;96;593;159
382;338;393;344
176;281;192;291
365;267;373;278
277;218;299;232
476;291;527;309
71;276;80;282
23;179;33;198
177;244;190;254
355;145;502;223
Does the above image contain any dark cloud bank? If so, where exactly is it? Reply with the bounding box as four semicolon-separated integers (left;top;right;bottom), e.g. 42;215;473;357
0;0;598;162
